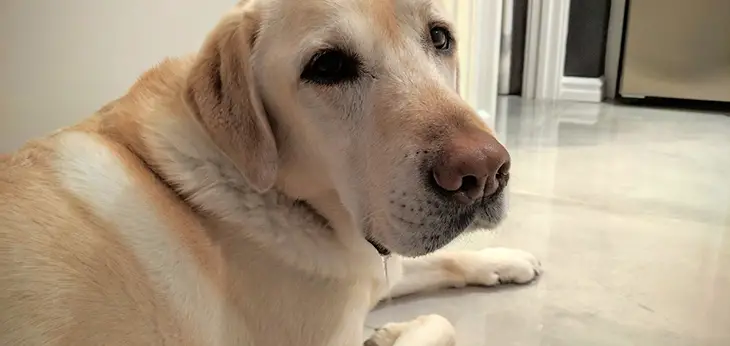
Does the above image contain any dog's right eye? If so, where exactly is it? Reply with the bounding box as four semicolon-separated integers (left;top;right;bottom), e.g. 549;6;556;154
301;49;361;85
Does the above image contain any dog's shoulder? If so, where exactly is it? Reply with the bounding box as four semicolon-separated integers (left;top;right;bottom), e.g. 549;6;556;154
0;54;203;283
0;60;227;343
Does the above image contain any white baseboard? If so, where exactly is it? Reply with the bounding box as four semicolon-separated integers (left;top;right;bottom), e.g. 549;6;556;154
559;77;605;102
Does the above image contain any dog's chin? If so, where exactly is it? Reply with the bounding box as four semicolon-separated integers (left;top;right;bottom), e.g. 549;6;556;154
465;212;505;232
467;199;508;231
367;191;507;258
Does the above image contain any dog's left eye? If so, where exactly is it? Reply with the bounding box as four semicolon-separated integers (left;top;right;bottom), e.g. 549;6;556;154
301;49;361;85
430;26;452;51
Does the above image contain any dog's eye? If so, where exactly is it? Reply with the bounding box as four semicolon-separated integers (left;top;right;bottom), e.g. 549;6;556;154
301;49;361;85
430;27;452;51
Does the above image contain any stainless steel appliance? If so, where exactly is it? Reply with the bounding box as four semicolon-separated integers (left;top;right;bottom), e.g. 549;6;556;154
619;0;730;102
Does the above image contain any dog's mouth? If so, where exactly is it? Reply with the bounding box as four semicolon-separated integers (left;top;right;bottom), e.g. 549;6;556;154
366;180;508;257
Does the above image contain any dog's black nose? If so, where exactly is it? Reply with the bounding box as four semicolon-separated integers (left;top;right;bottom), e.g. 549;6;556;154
431;129;510;204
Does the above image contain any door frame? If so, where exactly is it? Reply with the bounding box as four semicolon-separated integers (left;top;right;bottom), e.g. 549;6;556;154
472;0;504;124
604;0;627;99
447;0;504;126
522;0;572;100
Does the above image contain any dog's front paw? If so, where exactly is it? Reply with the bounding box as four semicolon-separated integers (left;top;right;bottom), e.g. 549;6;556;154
365;315;455;346
463;247;542;286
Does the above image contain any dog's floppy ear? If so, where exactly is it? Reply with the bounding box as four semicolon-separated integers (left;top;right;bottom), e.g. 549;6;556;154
185;6;277;193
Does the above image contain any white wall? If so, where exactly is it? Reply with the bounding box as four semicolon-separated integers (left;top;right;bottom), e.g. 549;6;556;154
441;0;475;100
0;0;236;152
441;0;502;127
0;0;503;151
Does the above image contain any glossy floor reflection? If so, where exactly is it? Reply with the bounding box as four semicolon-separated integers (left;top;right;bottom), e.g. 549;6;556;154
367;97;730;345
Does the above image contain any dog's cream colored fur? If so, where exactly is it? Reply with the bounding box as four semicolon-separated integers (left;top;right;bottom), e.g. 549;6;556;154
0;0;540;345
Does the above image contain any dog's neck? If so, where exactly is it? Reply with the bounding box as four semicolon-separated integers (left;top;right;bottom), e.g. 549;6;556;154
93;58;383;278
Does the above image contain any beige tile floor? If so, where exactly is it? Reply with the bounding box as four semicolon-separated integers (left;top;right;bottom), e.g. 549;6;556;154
366;97;730;345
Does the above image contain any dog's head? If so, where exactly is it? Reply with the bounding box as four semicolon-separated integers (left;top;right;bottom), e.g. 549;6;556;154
185;0;510;257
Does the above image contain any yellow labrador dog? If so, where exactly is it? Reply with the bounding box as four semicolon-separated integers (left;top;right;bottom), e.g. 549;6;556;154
0;0;541;345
